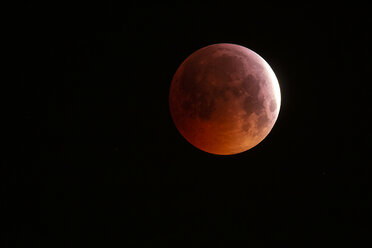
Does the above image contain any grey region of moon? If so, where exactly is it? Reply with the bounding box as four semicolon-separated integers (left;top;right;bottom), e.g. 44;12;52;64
169;43;281;155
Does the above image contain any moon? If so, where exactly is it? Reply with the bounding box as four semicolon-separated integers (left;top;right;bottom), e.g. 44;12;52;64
169;43;281;155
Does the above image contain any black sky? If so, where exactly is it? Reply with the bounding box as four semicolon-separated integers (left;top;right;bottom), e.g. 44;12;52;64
4;2;371;247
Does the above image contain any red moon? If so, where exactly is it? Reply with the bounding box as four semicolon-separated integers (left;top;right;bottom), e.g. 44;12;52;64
169;43;281;155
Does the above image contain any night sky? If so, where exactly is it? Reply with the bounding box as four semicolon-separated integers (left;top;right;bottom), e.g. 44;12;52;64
4;2;371;247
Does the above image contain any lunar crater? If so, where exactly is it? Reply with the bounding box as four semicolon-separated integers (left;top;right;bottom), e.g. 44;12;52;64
269;99;277;112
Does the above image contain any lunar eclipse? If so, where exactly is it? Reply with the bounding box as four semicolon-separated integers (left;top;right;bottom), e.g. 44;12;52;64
169;43;281;155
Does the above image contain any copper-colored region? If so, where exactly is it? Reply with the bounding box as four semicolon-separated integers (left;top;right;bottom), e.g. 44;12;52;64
169;43;281;155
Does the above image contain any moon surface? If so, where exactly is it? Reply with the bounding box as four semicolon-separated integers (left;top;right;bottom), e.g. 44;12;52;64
169;43;281;155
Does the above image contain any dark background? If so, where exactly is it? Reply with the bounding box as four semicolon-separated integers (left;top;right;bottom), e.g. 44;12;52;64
3;2;371;247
